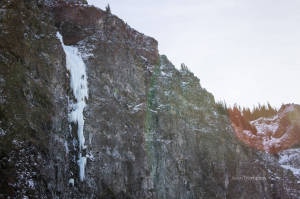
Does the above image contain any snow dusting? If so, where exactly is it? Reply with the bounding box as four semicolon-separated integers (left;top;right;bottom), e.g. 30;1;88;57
278;148;300;177
280;104;295;115
250;116;279;136
57;32;89;181
0;128;6;136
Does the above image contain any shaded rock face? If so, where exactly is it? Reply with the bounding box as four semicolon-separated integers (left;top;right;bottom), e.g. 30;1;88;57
0;0;68;197
0;0;299;198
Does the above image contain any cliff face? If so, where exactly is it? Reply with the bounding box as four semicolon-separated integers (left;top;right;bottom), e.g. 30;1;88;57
0;0;69;197
0;0;299;198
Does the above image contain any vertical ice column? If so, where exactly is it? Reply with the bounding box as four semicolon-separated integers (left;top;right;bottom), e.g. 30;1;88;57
57;32;88;181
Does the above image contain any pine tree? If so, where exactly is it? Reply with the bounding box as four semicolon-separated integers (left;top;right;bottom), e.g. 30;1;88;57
106;4;111;14
180;63;188;71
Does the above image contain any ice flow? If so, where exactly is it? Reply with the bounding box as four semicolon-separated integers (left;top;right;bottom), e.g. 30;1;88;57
57;32;88;181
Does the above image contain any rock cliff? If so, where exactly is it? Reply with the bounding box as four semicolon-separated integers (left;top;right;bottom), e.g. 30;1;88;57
0;0;299;198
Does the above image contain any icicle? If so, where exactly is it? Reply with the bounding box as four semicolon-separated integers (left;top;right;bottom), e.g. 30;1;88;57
57;32;88;181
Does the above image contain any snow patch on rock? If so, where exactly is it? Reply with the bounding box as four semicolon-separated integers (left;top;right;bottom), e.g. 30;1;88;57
279;148;300;177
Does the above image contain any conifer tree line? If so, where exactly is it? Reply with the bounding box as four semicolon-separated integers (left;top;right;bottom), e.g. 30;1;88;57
216;101;278;122
239;102;277;121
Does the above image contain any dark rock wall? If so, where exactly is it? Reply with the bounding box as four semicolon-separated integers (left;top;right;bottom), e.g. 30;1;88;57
0;0;71;198
0;0;298;198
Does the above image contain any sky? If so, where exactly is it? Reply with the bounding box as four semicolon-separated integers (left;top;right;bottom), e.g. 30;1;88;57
87;0;300;108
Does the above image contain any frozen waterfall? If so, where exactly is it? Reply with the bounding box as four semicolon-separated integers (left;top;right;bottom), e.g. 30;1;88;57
57;32;88;181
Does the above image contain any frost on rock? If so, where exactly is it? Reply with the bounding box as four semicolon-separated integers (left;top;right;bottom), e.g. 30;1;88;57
57;32;89;181
0;128;6;136
279;148;300;177
250;116;279;136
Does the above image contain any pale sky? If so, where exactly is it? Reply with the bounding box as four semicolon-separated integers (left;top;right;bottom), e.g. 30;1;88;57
87;0;300;108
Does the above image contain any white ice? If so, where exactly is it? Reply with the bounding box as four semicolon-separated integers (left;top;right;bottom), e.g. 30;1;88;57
78;153;87;181
57;32;89;181
68;178;75;186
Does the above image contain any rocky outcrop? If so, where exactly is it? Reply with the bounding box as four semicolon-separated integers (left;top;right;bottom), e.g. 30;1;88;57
229;104;300;154
0;0;299;198
51;3;159;63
